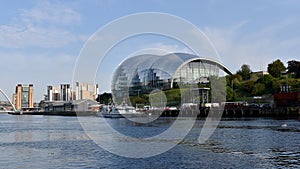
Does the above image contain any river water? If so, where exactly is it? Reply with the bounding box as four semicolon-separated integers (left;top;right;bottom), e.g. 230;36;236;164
0;114;299;168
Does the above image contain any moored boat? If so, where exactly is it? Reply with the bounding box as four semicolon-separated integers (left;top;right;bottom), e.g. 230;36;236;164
98;104;144;118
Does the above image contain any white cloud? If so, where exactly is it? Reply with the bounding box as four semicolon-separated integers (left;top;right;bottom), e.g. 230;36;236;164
0;1;83;48
0;24;79;48
20;1;81;25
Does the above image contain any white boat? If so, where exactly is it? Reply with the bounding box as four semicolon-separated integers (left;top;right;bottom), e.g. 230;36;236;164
98;104;144;118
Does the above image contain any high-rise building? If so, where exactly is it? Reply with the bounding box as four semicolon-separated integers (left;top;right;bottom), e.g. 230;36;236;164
47;86;53;101
47;86;60;101
13;84;34;110
60;84;72;101
75;82;99;100
46;83;98;102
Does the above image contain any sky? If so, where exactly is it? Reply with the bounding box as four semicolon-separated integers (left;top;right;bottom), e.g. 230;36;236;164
0;0;300;102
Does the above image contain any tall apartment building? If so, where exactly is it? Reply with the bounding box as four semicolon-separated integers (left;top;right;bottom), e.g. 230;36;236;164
75;82;99;100
12;84;34;110
47;86;60;101
60;84;72;101
46;83;98;102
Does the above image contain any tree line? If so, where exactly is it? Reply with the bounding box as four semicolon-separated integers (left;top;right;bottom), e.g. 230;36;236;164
226;59;300;101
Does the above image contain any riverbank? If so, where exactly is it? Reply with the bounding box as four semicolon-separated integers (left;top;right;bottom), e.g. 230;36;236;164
8;111;98;116
7;107;300;118
150;107;300;118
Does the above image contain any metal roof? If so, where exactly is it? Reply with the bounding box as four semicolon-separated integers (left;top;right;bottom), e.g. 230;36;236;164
113;53;233;86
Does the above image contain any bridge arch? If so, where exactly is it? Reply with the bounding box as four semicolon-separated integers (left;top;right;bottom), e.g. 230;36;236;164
0;88;17;111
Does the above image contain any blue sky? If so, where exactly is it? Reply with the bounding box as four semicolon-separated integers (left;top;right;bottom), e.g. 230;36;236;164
0;0;300;101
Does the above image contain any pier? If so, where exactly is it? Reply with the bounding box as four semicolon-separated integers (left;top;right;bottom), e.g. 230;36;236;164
8;111;98;116
149;107;300;118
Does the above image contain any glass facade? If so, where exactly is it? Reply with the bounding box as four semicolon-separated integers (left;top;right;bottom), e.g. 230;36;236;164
111;53;232;106
21;86;29;108
172;61;221;87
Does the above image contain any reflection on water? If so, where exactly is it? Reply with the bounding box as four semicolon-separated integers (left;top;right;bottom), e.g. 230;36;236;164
0;115;299;168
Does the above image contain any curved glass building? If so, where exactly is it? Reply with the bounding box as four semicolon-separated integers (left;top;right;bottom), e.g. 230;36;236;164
111;53;232;107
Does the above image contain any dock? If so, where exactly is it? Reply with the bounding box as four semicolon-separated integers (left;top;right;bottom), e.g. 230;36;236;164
8;111;98;116
6;107;299;118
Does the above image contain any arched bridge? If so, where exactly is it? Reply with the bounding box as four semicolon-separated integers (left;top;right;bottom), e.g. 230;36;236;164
0;88;17;112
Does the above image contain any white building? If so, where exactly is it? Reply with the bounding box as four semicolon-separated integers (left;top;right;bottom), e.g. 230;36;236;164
75;82;99;100
60;84;72;101
47;86;60;101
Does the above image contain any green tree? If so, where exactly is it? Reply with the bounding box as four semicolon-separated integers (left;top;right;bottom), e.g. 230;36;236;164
130;96;147;106
237;64;252;80
226;74;242;89
252;83;266;96
272;79;281;93
257;74;274;88
267;59;286;78
233;74;243;82
287;60;300;78
97;92;112;104
241;80;255;94
232;78;241;89
226;86;235;101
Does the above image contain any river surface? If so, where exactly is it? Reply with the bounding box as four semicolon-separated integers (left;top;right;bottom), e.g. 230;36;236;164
0;114;299;168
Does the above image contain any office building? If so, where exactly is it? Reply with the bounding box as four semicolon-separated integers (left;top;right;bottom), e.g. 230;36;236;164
75;82;99;100
12;84;34;110
60;84;72;101
47;86;60;101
